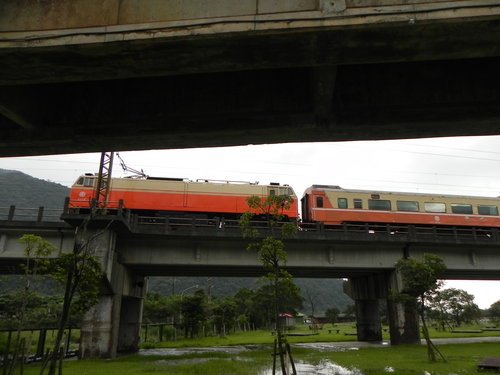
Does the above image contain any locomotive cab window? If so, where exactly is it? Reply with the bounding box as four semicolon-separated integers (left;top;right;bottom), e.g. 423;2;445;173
353;199;363;209
424;202;446;213
316;196;324;208
78;177;95;187
478;205;499;215
338;198;347;209
368;199;391;211
451;204;472;214
397;201;419;212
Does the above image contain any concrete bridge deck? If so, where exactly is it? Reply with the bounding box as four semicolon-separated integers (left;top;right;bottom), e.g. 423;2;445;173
2;211;500;279
1;1;500;156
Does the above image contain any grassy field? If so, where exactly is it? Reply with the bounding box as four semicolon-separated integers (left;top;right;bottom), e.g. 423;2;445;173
4;323;500;374
140;322;500;348
14;342;500;375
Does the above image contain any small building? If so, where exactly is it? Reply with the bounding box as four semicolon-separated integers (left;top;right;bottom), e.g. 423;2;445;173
278;313;295;328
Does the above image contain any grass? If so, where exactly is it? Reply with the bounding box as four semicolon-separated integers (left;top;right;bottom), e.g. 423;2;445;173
140;322;500;349
5;323;500;374
14;342;500;375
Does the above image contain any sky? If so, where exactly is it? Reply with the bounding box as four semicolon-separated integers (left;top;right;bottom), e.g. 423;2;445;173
1;135;500;308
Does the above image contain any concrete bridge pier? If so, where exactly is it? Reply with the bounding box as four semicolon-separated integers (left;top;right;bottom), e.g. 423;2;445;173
76;227;147;358
386;269;420;345
344;274;385;342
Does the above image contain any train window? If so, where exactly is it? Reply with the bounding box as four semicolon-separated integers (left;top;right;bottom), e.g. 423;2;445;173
354;199;363;209
316;196;324;208
338;198;348;209
269;189;276;196
424;202;446;213
83;177;94;187
478;205;499;215
368;199;391;211
76;177;84;185
451;204;473;214
397;201;419;212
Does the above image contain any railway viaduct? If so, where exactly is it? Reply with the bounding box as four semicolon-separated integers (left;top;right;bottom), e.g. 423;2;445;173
2;208;500;357
2;0;500;358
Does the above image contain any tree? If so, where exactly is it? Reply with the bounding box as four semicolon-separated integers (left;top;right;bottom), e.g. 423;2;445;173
325;307;340;324
233;288;255;330
4;235;55;375
42;224;102;375
488;300;500;323
251;279;303;329
143;292;172;323
394;253;447;362
430;288;481;328
212;297;238;337
303;286;320;318
240;193;299;375
180;290;208;339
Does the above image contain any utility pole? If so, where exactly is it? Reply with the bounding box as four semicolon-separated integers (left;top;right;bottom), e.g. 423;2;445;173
93;151;114;212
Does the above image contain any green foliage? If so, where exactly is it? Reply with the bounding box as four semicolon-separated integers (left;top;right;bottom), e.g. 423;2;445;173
181;290;209;339
429;288;481;328
394;253;447;363
212;297;238;336
147;276;352;316
487;300;500;322
143;292;181;324
324;307;340;324
240;194;299;373
48;252;101;322
395;253;447;303
0;291;62;329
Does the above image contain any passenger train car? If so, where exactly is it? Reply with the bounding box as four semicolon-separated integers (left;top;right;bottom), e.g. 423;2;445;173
301;185;500;227
69;174;299;220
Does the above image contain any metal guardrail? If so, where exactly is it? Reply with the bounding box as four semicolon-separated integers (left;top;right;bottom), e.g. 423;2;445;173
3;206;498;244
132;215;500;244
0;206;64;222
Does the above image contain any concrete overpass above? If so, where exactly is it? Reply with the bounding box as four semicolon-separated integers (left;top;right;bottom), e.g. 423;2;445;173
1;1;500;156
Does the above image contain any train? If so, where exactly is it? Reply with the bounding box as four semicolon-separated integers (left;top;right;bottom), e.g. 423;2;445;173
69;173;298;220
69;174;500;228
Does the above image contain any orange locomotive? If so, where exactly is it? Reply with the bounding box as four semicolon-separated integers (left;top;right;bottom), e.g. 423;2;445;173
69;174;299;220
301;185;500;227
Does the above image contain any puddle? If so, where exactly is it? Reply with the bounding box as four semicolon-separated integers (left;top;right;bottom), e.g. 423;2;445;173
259;360;363;375
294;341;388;352
139;345;255;356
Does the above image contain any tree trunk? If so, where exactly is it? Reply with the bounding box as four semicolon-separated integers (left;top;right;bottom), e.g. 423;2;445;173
46;268;75;375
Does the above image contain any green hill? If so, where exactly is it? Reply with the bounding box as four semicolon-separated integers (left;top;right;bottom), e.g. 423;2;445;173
0;169;69;209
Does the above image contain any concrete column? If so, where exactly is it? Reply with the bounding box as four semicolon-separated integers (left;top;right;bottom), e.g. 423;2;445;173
80;294;121;358
77;226;147;358
344;274;385;342
118;296;144;353
355;299;382;341
386;270;420;345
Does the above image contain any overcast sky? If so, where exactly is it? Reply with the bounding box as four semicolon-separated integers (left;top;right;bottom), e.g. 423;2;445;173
1;135;500;308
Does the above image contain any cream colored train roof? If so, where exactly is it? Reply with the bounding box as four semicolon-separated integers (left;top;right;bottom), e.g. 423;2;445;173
103;176;296;197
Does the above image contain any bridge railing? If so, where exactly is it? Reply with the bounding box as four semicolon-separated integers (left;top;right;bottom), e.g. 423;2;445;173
0;205;64;222
132;215;500;244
